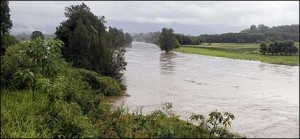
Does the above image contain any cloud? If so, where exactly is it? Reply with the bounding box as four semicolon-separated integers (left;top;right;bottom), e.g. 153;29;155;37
9;1;299;34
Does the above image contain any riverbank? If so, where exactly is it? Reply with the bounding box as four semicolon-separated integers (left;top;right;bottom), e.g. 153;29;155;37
174;43;299;66
1;40;243;138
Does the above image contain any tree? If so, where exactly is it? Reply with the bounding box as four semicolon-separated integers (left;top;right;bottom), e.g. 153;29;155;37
1;0;13;56
250;25;259;33
125;33;133;44
159;28;177;53
108;27;126;48
291;46;298;55
259;41;267;55
262;40;298;56
31;31;44;40
55;3;127;79
257;24;269;34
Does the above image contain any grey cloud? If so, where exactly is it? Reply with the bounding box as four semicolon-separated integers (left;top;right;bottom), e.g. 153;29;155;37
9;1;299;35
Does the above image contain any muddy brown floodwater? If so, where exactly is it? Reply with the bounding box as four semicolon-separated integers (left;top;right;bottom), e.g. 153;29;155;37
107;42;299;138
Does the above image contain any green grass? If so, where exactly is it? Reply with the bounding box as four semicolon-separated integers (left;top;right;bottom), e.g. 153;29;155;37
1;90;50;138
175;43;299;66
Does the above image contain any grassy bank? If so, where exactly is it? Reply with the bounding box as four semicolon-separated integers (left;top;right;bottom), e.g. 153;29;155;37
175;43;299;66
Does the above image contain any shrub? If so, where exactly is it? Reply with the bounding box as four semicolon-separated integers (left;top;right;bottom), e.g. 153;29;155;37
260;40;298;55
78;69;123;96
42;100;96;138
259;41;267;55
1;43;32;88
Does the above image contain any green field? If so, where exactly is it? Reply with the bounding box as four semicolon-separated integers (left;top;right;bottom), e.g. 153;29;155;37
175;43;299;66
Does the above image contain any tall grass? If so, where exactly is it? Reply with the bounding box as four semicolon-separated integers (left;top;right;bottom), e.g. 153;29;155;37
1;90;50;138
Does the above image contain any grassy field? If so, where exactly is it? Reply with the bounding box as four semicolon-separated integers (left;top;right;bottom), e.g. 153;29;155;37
175;43;299;66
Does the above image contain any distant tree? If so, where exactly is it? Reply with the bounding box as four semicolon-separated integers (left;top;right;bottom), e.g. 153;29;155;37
263;40;298;55
291;46;298;55
257;24;269;34
108;27;126;47
283;40;297;55
259;41;267;55
125;33;133;44
250;25;259;33
159;28;177;53
175;34;183;45
1;0;13;56
31;31;44;40
240;29;250;33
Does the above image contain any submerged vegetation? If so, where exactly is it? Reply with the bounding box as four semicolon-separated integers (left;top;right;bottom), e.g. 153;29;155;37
1;2;242;138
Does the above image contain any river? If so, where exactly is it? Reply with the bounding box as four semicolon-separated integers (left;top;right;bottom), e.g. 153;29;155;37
108;42;299;138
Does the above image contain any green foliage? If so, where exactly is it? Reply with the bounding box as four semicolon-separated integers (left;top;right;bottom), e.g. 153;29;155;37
125;32;133;44
1;44;32;88
169;24;299;45
175;34;201;45
55;3;129;80
0;0;12;34
108;27;126;47
241;24;299;42
78;68;123;96
23;38;64;76
159;28;177;53
1;90;50;138
1;38;65;88
259;41;267;55
0;0;13;56
3;34;18;47
260;40;298;55
12;69;35;90
31;31;44;40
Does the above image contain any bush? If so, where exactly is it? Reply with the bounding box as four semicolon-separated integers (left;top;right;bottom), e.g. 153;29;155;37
260;40;298;55
1;44;32;88
78;69;123;96
1;38;65;88
42;100;96;138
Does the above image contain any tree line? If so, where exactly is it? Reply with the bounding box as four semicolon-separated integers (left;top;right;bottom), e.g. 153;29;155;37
133;24;299;45
259;40;298;55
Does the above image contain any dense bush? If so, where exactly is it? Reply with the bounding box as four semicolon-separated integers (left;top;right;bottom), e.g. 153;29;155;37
78;69;123;96
1;38;65;89
259;40;298;55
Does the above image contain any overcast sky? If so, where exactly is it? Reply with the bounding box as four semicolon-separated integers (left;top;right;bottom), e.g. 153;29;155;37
9;1;299;35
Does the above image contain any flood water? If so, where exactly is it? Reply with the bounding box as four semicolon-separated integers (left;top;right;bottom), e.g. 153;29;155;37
109;42;299;138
